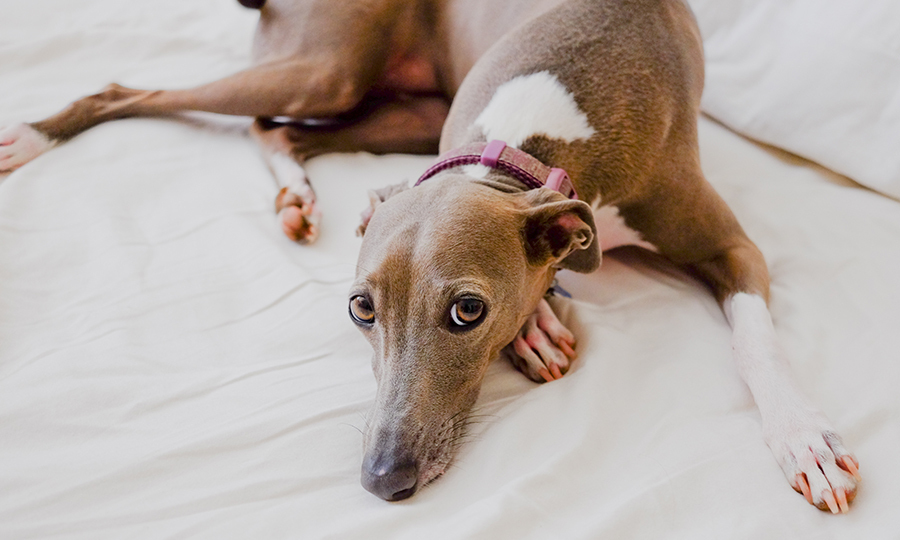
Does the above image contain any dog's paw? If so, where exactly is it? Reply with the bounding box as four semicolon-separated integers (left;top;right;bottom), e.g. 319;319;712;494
0;123;55;172
276;186;321;244
765;418;860;513
505;298;576;382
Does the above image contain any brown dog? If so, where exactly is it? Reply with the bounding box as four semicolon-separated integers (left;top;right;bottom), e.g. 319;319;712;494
0;0;860;510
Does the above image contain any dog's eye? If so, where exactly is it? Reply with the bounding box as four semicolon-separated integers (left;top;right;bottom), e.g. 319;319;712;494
450;298;485;327
349;295;375;325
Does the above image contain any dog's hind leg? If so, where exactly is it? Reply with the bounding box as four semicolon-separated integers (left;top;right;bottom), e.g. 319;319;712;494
252;93;449;243
0;51;387;172
0;0;408;173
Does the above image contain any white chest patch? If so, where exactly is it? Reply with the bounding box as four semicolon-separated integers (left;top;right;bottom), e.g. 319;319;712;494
593;205;658;253
474;71;596;148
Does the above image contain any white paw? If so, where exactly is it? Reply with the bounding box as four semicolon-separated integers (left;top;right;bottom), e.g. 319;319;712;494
0;123;55;172
765;417;860;513
505;298;577;383
276;187;321;244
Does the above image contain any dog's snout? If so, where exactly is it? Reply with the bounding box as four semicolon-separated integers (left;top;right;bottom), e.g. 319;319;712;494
361;453;419;501
236;0;266;9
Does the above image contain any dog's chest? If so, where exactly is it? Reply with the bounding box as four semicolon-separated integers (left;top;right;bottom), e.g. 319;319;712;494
592;205;658;253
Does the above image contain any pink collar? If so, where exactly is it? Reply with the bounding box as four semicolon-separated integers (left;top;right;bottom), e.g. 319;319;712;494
414;140;577;199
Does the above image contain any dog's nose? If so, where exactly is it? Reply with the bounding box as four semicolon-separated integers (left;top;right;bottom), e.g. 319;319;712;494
361;454;419;501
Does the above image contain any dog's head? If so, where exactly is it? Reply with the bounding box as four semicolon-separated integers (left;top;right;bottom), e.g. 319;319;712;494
352;174;599;500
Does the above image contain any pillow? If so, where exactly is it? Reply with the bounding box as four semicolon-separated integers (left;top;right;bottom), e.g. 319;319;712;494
688;0;900;199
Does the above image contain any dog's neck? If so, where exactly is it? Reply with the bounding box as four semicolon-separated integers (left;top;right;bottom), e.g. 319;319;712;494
416;139;577;200
470;169;537;195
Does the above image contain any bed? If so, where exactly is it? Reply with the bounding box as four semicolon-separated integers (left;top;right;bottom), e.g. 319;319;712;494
1;0;898;538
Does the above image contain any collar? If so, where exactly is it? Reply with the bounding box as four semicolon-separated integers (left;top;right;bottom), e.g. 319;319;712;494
414;140;578;199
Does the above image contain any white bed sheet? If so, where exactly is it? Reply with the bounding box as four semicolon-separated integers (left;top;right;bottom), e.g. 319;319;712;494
1;1;899;539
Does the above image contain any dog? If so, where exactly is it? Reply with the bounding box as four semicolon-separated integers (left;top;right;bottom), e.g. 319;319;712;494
0;0;860;511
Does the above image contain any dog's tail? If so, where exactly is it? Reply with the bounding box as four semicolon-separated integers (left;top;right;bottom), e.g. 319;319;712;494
237;0;266;9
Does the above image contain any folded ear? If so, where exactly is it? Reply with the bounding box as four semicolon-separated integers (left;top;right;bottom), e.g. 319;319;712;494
522;190;601;273
356;181;409;236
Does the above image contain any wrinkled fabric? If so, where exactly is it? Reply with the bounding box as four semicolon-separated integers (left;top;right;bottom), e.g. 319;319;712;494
691;0;900;199
1;1;899;538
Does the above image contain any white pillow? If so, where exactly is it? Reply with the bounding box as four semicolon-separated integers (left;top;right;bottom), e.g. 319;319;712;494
688;0;900;199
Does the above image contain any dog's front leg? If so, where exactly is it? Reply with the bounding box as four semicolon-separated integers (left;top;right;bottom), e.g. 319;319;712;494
634;171;862;512
727;292;860;513
684;235;862;513
505;297;577;383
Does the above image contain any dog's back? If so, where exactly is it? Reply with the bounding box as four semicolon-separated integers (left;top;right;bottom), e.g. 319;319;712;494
441;0;704;206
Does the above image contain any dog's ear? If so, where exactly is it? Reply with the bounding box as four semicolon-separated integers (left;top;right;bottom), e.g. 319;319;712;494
357;181;409;237
522;189;600;273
